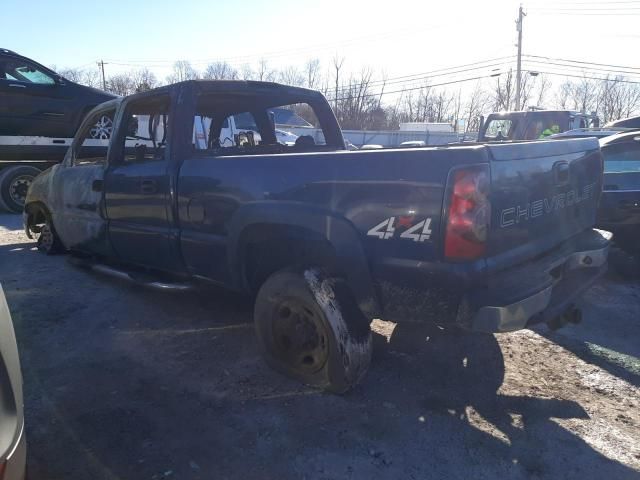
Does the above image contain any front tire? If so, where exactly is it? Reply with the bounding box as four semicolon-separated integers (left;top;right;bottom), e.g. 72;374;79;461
34;211;63;254
254;268;372;393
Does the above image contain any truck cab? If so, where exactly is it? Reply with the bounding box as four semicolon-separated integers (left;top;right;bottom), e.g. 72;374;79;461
478;109;600;142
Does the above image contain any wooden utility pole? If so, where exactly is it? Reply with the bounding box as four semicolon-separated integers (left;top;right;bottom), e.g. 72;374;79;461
97;60;107;90
515;5;526;110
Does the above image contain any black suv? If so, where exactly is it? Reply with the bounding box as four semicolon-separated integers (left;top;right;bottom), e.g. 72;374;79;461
0;48;116;138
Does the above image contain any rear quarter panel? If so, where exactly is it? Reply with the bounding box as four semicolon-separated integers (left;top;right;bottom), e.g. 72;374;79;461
177;146;490;268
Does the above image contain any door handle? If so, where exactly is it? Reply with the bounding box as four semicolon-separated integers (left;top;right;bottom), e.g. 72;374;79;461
140;178;157;194
8;83;27;88
92;179;103;192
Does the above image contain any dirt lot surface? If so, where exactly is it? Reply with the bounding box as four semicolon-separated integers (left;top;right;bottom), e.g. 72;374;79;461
1;213;639;479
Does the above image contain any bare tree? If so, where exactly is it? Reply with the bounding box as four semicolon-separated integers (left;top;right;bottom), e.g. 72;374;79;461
57;67;101;88
531;75;551;108
567;75;599;114
256;59;276;82
131;68;158;92
451;89;463;132
332;55;345;113
555;81;572;110
107;73;135;96
463;82;489;133
491;69;515;111
166;60;199;84
304;59;321;89
279;65;304;86
239;63;255;80
203;61;238;80
598;76;640;122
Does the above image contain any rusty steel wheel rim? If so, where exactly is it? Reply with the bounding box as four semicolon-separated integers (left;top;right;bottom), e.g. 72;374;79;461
271;298;329;375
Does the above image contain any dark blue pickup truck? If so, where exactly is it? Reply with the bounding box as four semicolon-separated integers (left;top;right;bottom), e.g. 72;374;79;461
23;80;611;392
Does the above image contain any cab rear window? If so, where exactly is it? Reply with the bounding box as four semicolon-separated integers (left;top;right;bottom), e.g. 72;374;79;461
483;119;514;140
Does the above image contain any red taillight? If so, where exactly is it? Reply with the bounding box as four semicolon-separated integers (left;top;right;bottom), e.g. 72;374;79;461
0;460;5;480
444;165;491;260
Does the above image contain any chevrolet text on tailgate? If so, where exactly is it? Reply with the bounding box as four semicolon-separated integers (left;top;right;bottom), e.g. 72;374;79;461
23;80;611;393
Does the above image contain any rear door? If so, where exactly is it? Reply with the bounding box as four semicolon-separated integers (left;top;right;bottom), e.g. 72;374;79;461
104;92;183;272
486;138;603;263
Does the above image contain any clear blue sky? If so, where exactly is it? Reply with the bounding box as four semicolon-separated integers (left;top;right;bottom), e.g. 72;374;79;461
3;0;639;84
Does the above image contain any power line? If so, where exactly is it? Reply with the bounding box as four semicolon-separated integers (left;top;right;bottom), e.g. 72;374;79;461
525;55;640;72
326;58;515;95
524;60;640;80
529;6;640;10
533;1;640;4
326;74;489;103
325;65;640;104
528;10;640;15
525;69;640;84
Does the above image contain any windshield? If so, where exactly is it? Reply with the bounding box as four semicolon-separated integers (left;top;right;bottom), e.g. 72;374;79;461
602;141;640;173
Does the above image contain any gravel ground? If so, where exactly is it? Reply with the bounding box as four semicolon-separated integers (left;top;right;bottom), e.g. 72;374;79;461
1;213;639;480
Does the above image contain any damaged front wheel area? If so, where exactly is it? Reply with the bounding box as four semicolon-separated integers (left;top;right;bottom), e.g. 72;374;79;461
26;206;63;254
254;267;372;393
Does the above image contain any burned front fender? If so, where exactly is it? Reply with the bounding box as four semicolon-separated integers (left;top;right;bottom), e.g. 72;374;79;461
23;165;58;238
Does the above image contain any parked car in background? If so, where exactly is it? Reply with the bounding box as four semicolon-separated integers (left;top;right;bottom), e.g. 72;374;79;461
477;109;599;142
604;115;640;129
24;80;610;392
549;127;629;140
0;48;116;213
0;48;116;138
597;130;640;252
0;284;26;480
399;140;427;147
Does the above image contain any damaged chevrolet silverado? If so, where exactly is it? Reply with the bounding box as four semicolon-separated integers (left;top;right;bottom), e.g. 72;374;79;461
23;80;611;392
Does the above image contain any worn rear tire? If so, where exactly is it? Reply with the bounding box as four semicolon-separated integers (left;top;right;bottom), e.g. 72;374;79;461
254;267;372;393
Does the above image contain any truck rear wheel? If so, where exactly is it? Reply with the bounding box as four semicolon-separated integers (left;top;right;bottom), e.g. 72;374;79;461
254;267;372;393
0;166;42;213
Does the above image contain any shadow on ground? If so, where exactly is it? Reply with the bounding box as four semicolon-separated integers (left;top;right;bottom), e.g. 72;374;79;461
0;241;637;479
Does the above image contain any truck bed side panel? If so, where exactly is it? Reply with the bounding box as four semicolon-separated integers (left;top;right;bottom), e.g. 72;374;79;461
177;146;489;285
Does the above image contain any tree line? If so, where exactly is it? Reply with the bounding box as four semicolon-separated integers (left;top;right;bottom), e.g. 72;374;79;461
57;57;640;132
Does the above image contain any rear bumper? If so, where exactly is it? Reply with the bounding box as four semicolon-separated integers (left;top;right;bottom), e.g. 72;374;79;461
468;228;611;333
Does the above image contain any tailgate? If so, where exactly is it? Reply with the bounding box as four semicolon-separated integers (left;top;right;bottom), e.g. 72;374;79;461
486;138;602;268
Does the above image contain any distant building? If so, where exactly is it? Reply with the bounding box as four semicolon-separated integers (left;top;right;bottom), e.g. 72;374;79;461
399;122;454;133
